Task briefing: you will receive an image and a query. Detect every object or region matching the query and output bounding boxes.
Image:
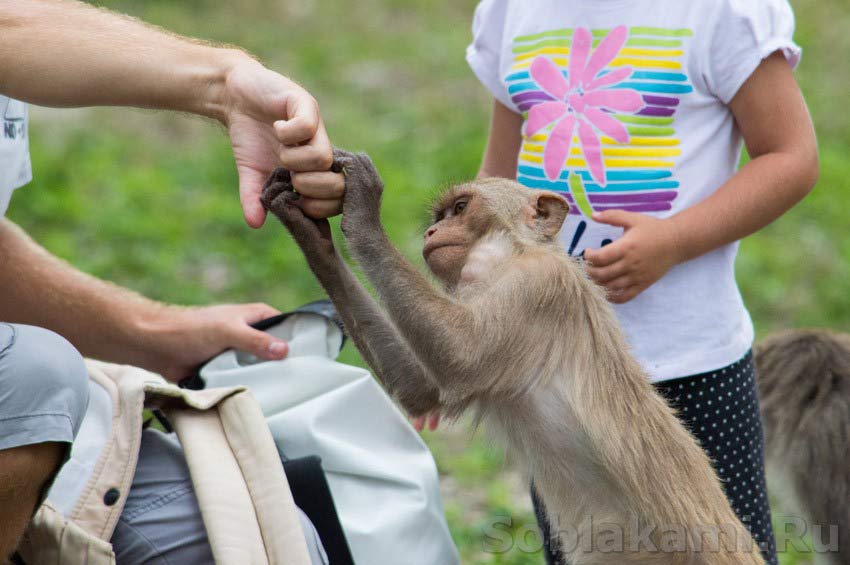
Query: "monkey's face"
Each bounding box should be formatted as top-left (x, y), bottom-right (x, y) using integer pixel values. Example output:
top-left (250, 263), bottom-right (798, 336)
top-left (425, 181), bottom-right (570, 287)
top-left (423, 189), bottom-right (479, 287)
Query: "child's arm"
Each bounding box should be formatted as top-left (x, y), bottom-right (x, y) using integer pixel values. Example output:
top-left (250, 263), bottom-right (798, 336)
top-left (477, 100), bottom-right (524, 179)
top-left (585, 52), bottom-right (818, 304)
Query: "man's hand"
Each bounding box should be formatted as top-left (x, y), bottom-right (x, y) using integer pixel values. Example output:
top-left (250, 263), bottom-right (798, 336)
top-left (0, 3), bottom-right (345, 227)
top-left (222, 58), bottom-right (343, 227)
top-left (139, 303), bottom-right (289, 382)
top-left (584, 210), bottom-right (685, 304)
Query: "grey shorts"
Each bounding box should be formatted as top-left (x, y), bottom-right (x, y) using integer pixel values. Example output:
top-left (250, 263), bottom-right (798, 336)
top-left (0, 323), bottom-right (89, 453)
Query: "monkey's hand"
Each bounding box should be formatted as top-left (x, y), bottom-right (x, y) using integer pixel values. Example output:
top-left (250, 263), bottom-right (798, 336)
top-left (332, 149), bottom-right (385, 240)
top-left (262, 167), bottom-right (337, 267)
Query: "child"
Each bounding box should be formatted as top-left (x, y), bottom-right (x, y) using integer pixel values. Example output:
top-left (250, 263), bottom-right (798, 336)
top-left (465, 0), bottom-right (818, 563)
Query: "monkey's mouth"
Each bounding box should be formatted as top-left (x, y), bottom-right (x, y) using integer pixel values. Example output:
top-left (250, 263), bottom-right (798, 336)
top-left (423, 242), bottom-right (463, 260)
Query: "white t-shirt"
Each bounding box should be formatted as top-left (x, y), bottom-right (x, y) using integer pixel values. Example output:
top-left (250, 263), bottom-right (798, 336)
top-left (0, 96), bottom-right (32, 217)
top-left (467, 0), bottom-right (800, 382)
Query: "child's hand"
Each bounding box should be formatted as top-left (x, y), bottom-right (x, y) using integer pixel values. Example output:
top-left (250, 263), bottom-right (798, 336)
top-left (584, 210), bottom-right (685, 304)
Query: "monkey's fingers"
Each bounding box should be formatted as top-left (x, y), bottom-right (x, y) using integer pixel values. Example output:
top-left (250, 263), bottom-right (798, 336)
top-left (273, 192), bottom-right (331, 245)
top-left (261, 181), bottom-right (288, 212)
top-left (331, 147), bottom-right (357, 174)
top-left (263, 167), bottom-right (292, 191)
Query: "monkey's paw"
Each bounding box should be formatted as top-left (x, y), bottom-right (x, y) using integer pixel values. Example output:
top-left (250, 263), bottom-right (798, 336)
top-left (332, 149), bottom-right (384, 237)
top-left (260, 167), bottom-right (297, 217)
top-left (261, 167), bottom-right (336, 260)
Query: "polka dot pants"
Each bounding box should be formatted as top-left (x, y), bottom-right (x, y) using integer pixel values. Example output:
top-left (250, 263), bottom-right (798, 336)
top-left (533, 350), bottom-right (779, 565)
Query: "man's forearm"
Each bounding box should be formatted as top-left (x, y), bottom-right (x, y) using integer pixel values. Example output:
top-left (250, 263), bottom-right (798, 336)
top-left (0, 219), bottom-right (171, 367)
top-left (0, 0), bottom-right (247, 121)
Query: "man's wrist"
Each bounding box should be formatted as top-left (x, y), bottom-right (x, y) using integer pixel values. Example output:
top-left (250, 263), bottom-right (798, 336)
top-left (195, 48), bottom-right (254, 124)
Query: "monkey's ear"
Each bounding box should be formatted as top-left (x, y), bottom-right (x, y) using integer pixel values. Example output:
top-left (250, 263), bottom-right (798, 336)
top-left (533, 192), bottom-right (570, 238)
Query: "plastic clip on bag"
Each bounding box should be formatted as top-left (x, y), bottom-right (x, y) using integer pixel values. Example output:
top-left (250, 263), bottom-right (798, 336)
top-left (194, 301), bottom-right (460, 565)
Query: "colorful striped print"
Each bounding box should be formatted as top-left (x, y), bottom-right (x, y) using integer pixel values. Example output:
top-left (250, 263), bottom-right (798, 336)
top-left (507, 26), bottom-right (694, 215)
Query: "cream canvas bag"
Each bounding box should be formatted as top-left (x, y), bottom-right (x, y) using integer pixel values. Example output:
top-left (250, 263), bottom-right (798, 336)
top-left (18, 360), bottom-right (312, 565)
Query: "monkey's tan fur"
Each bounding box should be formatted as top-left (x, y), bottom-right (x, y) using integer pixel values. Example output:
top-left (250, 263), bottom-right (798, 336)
top-left (263, 150), bottom-right (764, 564)
top-left (756, 330), bottom-right (850, 565)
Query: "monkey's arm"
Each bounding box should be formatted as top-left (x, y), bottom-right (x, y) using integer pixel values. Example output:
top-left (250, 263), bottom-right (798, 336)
top-left (262, 171), bottom-right (441, 416)
top-left (337, 153), bottom-right (560, 399)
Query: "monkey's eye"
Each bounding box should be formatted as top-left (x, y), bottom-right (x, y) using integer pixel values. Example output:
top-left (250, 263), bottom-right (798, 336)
top-left (453, 200), bottom-right (468, 215)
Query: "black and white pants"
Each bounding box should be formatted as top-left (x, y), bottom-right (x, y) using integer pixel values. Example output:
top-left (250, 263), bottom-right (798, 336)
top-left (533, 350), bottom-right (779, 565)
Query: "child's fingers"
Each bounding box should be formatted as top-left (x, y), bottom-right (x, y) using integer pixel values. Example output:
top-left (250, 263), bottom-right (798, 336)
top-left (608, 285), bottom-right (641, 304)
top-left (585, 260), bottom-right (630, 285)
top-left (591, 209), bottom-right (643, 228)
top-left (603, 274), bottom-right (633, 294)
top-left (584, 241), bottom-right (626, 267)
top-left (291, 171), bottom-right (345, 199)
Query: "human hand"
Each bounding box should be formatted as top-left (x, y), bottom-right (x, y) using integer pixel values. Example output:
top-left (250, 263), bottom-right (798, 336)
top-left (584, 210), bottom-right (685, 304)
top-left (412, 411), bottom-right (442, 432)
top-left (138, 303), bottom-right (288, 382)
top-left (221, 56), bottom-right (343, 227)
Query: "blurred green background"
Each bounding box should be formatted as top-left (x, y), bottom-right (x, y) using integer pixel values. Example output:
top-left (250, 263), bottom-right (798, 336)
top-left (9, 0), bottom-right (848, 563)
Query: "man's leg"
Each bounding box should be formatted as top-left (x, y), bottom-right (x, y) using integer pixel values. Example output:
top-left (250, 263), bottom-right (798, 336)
top-left (0, 323), bottom-right (89, 560)
top-left (112, 428), bottom-right (328, 565)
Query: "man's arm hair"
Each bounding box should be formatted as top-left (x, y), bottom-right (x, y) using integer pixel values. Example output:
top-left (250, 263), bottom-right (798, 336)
top-left (0, 0), bottom-right (249, 121)
top-left (0, 218), bottom-right (172, 367)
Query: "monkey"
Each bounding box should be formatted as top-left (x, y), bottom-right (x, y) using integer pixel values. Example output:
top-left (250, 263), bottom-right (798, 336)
top-left (261, 150), bottom-right (765, 564)
top-left (755, 329), bottom-right (850, 565)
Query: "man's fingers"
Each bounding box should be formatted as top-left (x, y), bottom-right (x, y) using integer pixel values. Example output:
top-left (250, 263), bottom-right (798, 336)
top-left (229, 324), bottom-right (289, 360)
top-left (274, 92), bottom-right (321, 145)
top-left (278, 119), bottom-right (333, 172)
top-left (427, 412), bottom-right (441, 431)
top-left (298, 197), bottom-right (343, 219)
top-left (241, 302), bottom-right (283, 324)
top-left (292, 171), bottom-right (345, 200)
top-left (584, 241), bottom-right (626, 267)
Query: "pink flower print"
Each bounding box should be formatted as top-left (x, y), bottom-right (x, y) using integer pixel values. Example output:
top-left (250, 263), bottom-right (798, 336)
top-left (524, 26), bottom-right (644, 184)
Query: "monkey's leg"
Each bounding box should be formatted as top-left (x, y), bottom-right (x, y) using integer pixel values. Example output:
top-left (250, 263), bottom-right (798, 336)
top-left (263, 171), bottom-right (441, 416)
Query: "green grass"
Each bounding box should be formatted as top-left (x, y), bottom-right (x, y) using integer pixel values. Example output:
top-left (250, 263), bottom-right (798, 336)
top-left (8, 0), bottom-right (848, 562)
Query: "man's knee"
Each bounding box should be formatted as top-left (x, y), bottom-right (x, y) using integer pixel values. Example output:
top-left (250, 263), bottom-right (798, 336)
top-left (0, 324), bottom-right (89, 442)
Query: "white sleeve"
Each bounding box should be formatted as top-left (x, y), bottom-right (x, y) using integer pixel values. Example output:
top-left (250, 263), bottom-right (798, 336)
top-left (465, 0), bottom-right (514, 110)
top-left (702, 0), bottom-right (802, 104)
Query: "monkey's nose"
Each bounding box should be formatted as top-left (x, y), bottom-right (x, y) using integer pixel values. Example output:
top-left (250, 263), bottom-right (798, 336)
top-left (425, 227), bottom-right (437, 239)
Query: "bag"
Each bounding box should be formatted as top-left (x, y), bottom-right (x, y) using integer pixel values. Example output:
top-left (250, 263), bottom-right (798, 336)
top-left (21, 361), bottom-right (313, 565)
top-left (196, 301), bottom-right (460, 565)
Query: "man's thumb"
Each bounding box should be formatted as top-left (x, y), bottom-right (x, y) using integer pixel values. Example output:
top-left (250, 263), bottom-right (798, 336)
top-left (232, 326), bottom-right (289, 360)
top-left (237, 166), bottom-right (269, 229)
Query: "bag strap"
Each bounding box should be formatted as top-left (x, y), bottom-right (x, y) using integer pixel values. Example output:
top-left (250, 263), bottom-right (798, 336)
top-left (155, 387), bottom-right (313, 565)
